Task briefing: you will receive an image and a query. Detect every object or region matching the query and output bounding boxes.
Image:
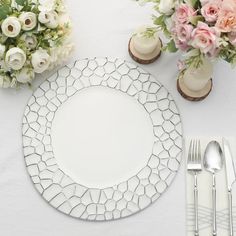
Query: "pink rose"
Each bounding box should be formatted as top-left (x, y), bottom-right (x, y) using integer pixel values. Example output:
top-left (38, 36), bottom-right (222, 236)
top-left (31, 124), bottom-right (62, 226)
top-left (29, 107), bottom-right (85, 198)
top-left (174, 37), bottom-right (190, 51)
top-left (175, 4), bottom-right (197, 24)
top-left (228, 32), bottom-right (236, 45)
top-left (216, 0), bottom-right (236, 32)
top-left (201, 1), bottom-right (221, 22)
top-left (191, 22), bottom-right (220, 55)
top-left (176, 24), bottom-right (194, 42)
top-left (171, 24), bottom-right (193, 51)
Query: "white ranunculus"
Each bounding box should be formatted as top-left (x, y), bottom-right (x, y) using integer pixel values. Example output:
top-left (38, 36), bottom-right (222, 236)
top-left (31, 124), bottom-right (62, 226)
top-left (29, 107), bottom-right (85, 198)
top-left (38, 0), bottom-right (56, 12)
top-left (20, 33), bottom-right (38, 49)
top-left (16, 67), bottom-right (35, 83)
top-left (5, 47), bottom-right (26, 70)
top-left (0, 74), bottom-right (11, 88)
top-left (49, 40), bottom-right (74, 70)
top-left (31, 49), bottom-right (50, 73)
top-left (1, 17), bottom-right (21, 38)
top-left (159, 0), bottom-right (176, 15)
top-left (58, 12), bottom-right (71, 27)
top-left (45, 11), bottom-right (59, 29)
top-left (0, 44), bottom-right (6, 58)
top-left (38, 11), bottom-right (50, 24)
top-left (19, 12), bottom-right (37, 31)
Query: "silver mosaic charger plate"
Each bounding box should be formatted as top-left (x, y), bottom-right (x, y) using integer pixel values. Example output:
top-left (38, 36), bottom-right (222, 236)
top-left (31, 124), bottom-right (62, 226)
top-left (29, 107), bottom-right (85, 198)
top-left (22, 57), bottom-right (183, 221)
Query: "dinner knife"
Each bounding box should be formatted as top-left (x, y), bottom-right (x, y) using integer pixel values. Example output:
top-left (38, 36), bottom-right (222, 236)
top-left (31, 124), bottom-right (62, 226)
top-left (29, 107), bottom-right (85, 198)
top-left (223, 138), bottom-right (236, 236)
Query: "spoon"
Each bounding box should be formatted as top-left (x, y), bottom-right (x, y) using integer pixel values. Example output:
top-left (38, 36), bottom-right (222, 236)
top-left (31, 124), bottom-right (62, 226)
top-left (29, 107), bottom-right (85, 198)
top-left (204, 141), bottom-right (223, 236)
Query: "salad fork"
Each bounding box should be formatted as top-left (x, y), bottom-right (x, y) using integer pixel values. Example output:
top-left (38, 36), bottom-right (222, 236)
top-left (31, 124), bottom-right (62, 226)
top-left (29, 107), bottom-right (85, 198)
top-left (187, 140), bottom-right (202, 236)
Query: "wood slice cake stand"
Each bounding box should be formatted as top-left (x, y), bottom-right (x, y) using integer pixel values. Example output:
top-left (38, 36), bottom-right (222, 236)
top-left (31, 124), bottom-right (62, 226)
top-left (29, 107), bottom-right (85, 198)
top-left (177, 71), bottom-right (213, 102)
top-left (128, 38), bottom-right (162, 65)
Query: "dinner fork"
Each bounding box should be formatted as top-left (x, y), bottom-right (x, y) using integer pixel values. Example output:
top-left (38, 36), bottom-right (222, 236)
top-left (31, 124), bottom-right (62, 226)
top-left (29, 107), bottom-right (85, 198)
top-left (187, 140), bottom-right (202, 236)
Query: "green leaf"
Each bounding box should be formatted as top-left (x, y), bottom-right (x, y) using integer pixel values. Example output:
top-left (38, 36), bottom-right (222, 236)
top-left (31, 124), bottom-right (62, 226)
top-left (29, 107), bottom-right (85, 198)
top-left (185, 0), bottom-right (199, 8)
top-left (190, 15), bottom-right (205, 26)
top-left (167, 40), bottom-right (178, 53)
top-left (153, 15), bottom-right (164, 26)
top-left (0, 5), bottom-right (11, 20)
top-left (15, 0), bottom-right (26, 6)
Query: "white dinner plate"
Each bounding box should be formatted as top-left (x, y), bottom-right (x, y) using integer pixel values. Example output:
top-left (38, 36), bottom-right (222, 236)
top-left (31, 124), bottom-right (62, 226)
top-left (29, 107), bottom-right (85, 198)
top-left (22, 58), bottom-right (183, 221)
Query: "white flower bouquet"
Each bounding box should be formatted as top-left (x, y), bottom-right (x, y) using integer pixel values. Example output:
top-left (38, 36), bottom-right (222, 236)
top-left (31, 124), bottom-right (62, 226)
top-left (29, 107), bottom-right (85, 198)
top-left (0, 0), bottom-right (73, 88)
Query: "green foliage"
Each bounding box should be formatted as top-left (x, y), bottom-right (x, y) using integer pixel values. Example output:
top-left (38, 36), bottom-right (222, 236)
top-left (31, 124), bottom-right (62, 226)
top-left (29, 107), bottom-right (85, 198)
top-left (0, 3), bottom-right (11, 20)
top-left (165, 40), bottom-right (178, 53)
top-left (190, 15), bottom-right (204, 26)
top-left (184, 50), bottom-right (203, 68)
top-left (15, 0), bottom-right (26, 6)
top-left (141, 27), bottom-right (157, 38)
top-left (153, 15), bottom-right (171, 37)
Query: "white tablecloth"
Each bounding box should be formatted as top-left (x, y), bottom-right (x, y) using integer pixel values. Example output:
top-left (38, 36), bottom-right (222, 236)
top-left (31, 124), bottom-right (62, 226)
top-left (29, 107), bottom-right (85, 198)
top-left (0, 0), bottom-right (236, 235)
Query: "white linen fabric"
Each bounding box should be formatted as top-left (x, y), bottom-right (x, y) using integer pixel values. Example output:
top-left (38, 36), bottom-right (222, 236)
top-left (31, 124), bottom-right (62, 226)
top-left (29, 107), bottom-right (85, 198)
top-left (0, 0), bottom-right (236, 235)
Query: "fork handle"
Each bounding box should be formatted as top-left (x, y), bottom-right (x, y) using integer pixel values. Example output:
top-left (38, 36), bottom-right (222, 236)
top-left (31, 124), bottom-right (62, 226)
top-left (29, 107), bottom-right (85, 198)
top-left (194, 173), bottom-right (199, 236)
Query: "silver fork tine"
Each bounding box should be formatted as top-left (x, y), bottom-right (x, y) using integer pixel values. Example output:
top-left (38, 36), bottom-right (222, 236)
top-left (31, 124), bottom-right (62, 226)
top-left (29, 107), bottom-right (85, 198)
top-left (187, 139), bottom-right (202, 236)
top-left (198, 140), bottom-right (201, 164)
top-left (188, 140), bottom-right (193, 162)
top-left (193, 140), bottom-right (196, 163)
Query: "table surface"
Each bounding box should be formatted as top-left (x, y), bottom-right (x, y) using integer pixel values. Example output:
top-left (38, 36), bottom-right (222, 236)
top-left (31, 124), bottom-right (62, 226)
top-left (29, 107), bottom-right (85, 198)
top-left (0, 0), bottom-right (236, 235)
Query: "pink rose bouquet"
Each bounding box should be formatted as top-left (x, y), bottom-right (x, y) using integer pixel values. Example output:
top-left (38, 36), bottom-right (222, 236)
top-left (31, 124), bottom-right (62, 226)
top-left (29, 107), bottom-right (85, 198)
top-left (139, 0), bottom-right (236, 68)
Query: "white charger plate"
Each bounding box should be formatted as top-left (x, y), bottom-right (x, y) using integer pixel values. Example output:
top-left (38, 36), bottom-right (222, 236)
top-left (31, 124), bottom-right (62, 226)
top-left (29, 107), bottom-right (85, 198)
top-left (22, 58), bottom-right (183, 221)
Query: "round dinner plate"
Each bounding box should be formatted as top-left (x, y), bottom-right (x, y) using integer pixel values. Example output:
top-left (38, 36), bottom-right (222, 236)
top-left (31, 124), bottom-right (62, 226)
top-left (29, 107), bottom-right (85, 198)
top-left (22, 58), bottom-right (183, 221)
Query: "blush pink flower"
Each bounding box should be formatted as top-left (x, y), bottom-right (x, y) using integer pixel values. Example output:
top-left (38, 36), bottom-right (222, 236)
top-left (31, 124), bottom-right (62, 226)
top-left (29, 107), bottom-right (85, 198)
top-left (228, 32), bottom-right (236, 45)
top-left (175, 4), bottom-right (197, 24)
top-left (201, 1), bottom-right (221, 22)
top-left (191, 22), bottom-right (220, 55)
top-left (176, 24), bottom-right (194, 43)
top-left (216, 0), bottom-right (236, 32)
top-left (174, 38), bottom-right (190, 51)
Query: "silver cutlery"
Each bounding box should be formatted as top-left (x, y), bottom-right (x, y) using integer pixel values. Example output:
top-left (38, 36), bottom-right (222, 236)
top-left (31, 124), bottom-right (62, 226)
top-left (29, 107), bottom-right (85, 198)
top-left (204, 141), bottom-right (224, 236)
top-left (187, 140), bottom-right (202, 236)
top-left (222, 139), bottom-right (236, 236)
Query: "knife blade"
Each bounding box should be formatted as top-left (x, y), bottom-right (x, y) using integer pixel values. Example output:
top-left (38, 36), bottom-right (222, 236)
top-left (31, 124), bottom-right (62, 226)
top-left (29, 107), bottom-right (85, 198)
top-left (222, 138), bottom-right (236, 236)
top-left (223, 139), bottom-right (236, 191)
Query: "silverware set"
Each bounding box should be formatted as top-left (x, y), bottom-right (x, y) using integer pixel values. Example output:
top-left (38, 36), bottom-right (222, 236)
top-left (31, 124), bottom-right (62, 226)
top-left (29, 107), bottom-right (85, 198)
top-left (187, 139), bottom-right (236, 236)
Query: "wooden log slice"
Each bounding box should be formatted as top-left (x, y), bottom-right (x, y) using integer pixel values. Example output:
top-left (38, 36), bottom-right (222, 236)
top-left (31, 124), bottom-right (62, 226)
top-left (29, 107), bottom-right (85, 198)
top-left (177, 71), bottom-right (213, 102)
top-left (128, 38), bottom-right (162, 65)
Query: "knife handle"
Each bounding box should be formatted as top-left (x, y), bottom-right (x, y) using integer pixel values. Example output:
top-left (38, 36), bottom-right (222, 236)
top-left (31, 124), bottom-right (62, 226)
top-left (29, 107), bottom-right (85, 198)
top-left (228, 190), bottom-right (234, 236)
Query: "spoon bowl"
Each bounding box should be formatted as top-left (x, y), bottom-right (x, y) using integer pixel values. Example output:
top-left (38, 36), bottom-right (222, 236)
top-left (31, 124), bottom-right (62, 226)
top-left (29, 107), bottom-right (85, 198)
top-left (203, 140), bottom-right (224, 236)
top-left (204, 141), bottom-right (223, 174)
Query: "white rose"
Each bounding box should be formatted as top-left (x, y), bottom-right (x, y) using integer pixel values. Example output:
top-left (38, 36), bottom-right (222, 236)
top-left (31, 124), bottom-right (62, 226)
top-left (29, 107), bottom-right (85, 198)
top-left (16, 67), bottom-right (35, 83)
top-left (31, 49), bottom-right (50, 73)
top-left (0, 44), bottom-right (6, 58)
top-left (38, 0), bottom-right (56, 12)
top-left (5, 47), bottom-right (26, 70)
top-left (38, 11), bottom-right (50, 24)
top-left (45, 11), bottom-right (59, 29)
top-left (20, 33), bottom-right (38, 49)
top-left (1, 17), bottom-right (21, 38)
top-left (0, 74), bottom-right (11, 88)
top-left (19, 12), bottom-right (37, 31)
top-left (159, 0), bottom-right (176, 15)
